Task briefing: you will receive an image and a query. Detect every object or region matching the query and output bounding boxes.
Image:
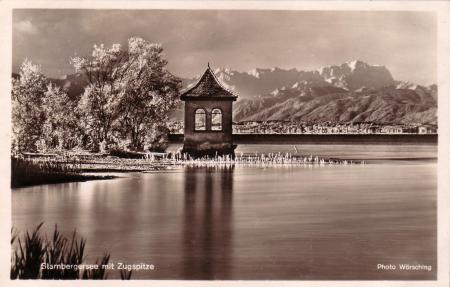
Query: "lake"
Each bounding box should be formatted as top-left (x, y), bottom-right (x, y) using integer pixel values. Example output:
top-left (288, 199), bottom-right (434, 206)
top-left (12, 144), bottom-right (437, 280)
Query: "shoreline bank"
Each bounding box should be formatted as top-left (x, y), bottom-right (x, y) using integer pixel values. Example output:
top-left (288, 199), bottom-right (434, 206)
top-left (11, 152), bottom-right (437, 188)
top-left (169, 133), bottom-right (438, 145)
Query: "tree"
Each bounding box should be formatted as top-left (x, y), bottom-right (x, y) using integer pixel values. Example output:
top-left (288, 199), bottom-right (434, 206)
top-left (117, 38), bottom-right (181, 151)
top-left (71, 43), bottom-right (128, 151)
top-left (42, 84), bottom-right (82, 150)
top-left (72, 38), bottom-right (181, 151)
top-left (11, 60), bottom-right (47, 153)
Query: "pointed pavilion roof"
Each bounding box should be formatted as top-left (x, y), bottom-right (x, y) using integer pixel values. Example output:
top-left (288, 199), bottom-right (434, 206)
top-left (180, 63), bottom-right (238, 101)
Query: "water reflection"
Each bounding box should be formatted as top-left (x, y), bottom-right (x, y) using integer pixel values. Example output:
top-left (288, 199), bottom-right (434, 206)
top-left (12, 158), bottom-right (436, 280)
top-left (182, 165), bottom-right (234, 279)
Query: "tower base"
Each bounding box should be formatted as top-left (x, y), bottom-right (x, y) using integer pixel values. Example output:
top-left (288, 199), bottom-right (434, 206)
top-left (181, 142), bottom-right (237, 159)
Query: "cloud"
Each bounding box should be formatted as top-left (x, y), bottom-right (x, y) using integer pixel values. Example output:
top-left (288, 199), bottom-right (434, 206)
top-left (15, 20), bottom-right (38, 34)
top-left (11, 10), bottom-right (436, 84)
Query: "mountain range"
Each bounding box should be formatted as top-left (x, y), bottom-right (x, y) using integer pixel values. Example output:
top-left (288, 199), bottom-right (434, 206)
top-left (15, 60), bottom-right (437, 124)
top-left (198, 60), bottom-right (437, 124)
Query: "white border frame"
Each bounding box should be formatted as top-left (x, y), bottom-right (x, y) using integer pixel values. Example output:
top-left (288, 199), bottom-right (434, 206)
top-left (0, 1), bottom-right (448, 287)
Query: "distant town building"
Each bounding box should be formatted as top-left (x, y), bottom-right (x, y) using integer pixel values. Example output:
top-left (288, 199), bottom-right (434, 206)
top-left (418, 125), bottom-right (438, 134)
top-left (169, 118), bottom-right (437, 137)
top-left (180, 64), bottom-right (238, 157)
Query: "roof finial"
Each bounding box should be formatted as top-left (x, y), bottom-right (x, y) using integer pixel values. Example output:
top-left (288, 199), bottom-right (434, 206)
top-left (207, 62), bottom-right (210, 69)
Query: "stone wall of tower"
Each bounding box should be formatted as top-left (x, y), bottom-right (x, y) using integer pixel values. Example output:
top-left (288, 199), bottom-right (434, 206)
top-left (183, 99), bottom-right (233, 153)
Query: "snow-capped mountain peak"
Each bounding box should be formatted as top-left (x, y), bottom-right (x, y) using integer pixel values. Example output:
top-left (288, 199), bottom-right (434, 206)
top-left (318, 60), bottom-right (394, 91)
top-left (396, 81), bottom-right (418, 90)
top-left (187, 61), bottom-right (406, 99)
top-left (248, 68), bottom-right (261, 78)
top-left (346, 60), bottom-right (360, 71)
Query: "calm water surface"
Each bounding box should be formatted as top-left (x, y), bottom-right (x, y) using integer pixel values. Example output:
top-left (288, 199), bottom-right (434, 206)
top-left (12, 144), bottom-right (437, 279)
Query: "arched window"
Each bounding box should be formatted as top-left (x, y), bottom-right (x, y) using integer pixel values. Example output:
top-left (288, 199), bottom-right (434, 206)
top-left (194, 109), bottom-right (206, 131)
top-left (211, 108), bottom-right (222, 131)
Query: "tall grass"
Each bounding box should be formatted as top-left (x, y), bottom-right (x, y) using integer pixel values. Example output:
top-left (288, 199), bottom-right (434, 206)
top-left (11, 156), bottom-right (109, 188)
top-left (11, 223), bottom-right (132, 280)
top-left (166, 152), bottom-right (363, 166)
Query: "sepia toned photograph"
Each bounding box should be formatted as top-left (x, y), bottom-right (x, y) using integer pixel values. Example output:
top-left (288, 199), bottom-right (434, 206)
top-left (3, 2), bottom-right (447, 284)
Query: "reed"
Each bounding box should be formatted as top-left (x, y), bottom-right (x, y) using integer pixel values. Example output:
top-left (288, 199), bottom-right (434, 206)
top-left (11, 156), bottom-right (110, 188)
top-left (11, 223), bottom-right (132, 280)
top-left (164, 152), bottom-right (364, 167)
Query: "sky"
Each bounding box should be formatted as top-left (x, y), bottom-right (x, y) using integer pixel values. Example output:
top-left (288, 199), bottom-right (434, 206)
top-left (12, 9), bottom-right (437, 84)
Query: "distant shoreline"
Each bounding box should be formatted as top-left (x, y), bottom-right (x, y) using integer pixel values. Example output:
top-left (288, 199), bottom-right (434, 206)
top-left (169, 134), bottom-right (437, 145)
